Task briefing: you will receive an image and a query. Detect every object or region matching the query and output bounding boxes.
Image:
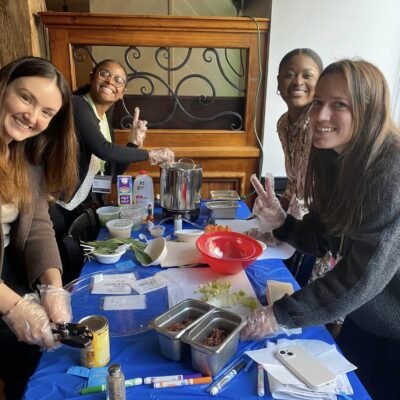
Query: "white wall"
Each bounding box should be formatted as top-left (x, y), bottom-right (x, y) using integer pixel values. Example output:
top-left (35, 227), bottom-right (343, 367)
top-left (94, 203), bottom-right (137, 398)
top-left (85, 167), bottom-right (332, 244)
top-left (262, 0), bottom-right (400, 176)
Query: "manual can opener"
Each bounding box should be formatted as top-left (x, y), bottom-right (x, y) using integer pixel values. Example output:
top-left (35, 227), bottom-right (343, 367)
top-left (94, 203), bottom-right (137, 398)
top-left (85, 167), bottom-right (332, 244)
top-left (52, 323), bottom-right (93, 348)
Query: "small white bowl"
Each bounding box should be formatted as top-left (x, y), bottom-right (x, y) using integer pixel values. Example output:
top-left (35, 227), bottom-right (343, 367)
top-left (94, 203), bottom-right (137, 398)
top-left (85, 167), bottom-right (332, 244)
top-left (149, 225), bottom-right (166, 238)
top-left (106, 219), bottom-right (133, 239)
top-left (143, 237), bottom-right (167, 266)
top-left (175, 229), bottom-right (204, 243)
top-left (93, 249), bottom-right (126, 264)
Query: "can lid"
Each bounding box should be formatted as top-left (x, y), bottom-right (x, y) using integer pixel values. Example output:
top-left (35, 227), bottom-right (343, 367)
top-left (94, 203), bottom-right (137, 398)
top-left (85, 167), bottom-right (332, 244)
top-left (138, 170), bottom-right (148, 175)
top-left (108, 364), bottom-right (121, 375)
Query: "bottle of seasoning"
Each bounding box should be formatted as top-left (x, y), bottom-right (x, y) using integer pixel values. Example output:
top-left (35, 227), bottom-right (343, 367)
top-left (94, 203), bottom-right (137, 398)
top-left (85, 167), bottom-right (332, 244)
top-left (145, 206), bottom-right (154, 223)
top-left (106, 364), bottom-right (126, 400)
top-left (174, 214), bottom-right (182, 233)
top-left (146, 206), bottom-right (154, 231)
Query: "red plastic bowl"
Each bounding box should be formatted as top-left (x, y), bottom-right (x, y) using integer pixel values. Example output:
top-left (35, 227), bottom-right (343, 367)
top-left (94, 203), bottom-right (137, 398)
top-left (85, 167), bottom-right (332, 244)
top-left (196, 231), bottom-right (263, 275)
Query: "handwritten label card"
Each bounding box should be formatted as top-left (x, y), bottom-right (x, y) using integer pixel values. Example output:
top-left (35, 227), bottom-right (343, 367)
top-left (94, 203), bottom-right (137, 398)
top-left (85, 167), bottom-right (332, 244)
top-left (91, 273), bottom-right (137, 295)
top-left (131, 275), bottom-right (168, 294)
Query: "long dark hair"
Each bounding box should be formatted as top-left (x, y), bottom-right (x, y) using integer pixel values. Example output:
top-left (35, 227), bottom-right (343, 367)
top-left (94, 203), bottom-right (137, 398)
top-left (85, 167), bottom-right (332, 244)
top-left (304, 59), bottom-right (400, 234)
top-left (0, 56), bottom-right (78, 207)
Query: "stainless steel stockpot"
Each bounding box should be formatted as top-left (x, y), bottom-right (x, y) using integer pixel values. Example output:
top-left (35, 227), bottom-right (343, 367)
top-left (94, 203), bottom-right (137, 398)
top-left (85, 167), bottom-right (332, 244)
top-left (159, 158), bottom-right (202, 213)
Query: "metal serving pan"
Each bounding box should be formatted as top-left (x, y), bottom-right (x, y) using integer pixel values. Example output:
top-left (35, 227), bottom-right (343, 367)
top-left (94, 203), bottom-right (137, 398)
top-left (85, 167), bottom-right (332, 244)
top-left (149, 299), bottom-right (214, 361)
top-left (210, 190), bottom-right (241, 201)
top-left (205, 201), bottom-right (239, 219)
top-left (181, 308), bottom-right (246, 376)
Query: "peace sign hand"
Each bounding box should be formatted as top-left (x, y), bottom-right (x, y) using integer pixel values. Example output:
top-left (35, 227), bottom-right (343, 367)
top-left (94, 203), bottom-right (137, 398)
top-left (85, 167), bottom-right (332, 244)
top-left (250, 174), bottom-right (286, 231)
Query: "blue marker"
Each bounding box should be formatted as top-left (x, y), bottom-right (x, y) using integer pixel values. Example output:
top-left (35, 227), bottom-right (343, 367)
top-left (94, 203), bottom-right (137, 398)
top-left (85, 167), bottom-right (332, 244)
top-left (207, 359), bottom-right (246, 396)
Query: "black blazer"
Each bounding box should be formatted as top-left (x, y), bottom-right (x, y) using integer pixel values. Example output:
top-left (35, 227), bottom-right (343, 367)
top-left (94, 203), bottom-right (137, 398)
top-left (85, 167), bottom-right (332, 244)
top-left (73, 95), bottom-right (149, 186)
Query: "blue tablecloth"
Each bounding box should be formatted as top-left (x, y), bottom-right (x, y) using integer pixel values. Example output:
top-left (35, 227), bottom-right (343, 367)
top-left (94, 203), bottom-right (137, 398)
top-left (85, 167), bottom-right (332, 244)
top-left (24, 203), bottom-right (371, 399)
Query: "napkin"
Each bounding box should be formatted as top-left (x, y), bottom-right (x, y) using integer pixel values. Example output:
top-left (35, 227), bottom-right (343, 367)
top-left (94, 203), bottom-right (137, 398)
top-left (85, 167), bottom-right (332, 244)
top-left (246, 339), bottom-right (355, 399)
top-left (160, 241), bottom-right (203, 267)
top-left (268, 373), bottom-right (353, 400)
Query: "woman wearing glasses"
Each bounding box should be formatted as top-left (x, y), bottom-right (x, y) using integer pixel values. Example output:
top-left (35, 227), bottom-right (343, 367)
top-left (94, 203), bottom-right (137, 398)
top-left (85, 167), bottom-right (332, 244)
top-left (49, 59), bottom-right (174, 280)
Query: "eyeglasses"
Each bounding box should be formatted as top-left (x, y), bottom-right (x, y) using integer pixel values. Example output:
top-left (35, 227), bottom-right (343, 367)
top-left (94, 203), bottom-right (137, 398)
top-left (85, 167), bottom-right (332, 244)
top-left (97, 68), bottom-right (126, 88)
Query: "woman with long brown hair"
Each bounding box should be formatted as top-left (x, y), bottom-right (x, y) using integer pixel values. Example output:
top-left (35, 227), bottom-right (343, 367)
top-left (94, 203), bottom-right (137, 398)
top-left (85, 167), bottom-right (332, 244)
top-left (241, 60), bottom-right (400, 399)
top-left (0, 56), bottom-right (78, 399)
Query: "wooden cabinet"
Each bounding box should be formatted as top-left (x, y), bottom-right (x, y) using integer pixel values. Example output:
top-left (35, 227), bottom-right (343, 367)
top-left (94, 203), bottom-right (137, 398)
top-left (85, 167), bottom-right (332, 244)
top-left (40, 12), bottom-right (269, 205)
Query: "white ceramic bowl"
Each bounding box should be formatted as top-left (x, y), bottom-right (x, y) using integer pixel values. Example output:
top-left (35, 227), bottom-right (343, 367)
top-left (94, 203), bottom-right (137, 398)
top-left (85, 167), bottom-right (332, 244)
top-left (149, 225), bottom-right (166, 238)
top-left (92, 249), bottom-right (126, 264)
top-left (175, 229), bottom-right (204, 243)
top-left (143, 237), bottom-right (167, 266)
top-left (96, 206), bottom-right (120, 226)
top-left (106, 218), bottom-right (133, 239)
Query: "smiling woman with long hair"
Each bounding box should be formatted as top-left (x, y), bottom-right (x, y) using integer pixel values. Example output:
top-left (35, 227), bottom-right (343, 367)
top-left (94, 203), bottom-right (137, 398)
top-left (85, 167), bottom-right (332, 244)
top-left (241, 60), bottom-right (400, 399)
top-left (0, 56), bottom-right (78, 399)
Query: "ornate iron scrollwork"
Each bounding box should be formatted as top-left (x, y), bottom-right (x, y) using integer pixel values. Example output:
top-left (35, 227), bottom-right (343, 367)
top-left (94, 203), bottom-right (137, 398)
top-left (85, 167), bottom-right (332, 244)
top-left (73, 45), bottom-right (246, 131)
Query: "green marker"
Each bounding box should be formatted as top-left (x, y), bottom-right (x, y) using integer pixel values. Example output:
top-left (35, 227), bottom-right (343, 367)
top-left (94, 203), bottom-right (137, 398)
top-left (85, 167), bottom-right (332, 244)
top-left (80, 377), bottom-right (143, 395)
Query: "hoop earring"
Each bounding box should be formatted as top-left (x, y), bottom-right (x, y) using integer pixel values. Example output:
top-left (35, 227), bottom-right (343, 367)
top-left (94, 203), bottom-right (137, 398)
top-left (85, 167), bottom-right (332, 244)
top-left (276, 89), bottom-right (281, 96)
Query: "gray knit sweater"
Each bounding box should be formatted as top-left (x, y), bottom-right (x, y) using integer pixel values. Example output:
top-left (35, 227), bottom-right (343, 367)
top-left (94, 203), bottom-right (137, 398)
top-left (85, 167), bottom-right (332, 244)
top-left (273, 145), bottom-right (400, 341)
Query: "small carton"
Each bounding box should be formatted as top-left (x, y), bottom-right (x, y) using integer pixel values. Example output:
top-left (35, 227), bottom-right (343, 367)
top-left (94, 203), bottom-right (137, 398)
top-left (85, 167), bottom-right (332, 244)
top-left (117, 175), bottom-right (133, 206)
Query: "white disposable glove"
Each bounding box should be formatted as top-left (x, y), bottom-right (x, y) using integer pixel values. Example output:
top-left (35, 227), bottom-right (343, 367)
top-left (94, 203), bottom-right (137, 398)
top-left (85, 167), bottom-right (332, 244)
top-left (2, 293), bottom-right (55, 349)
top-left (39, 285), bottom-right (72, 324)
top-left (244, 228), bottom-right (281, 247)
top-left (251, 174), bottom-right (286, 232)
top-left (129, 107), bottom-right (147, 147)
top-left (148, 148), bottom-right (175, 165)
top-left (240, 305), bottom-right (281, 341)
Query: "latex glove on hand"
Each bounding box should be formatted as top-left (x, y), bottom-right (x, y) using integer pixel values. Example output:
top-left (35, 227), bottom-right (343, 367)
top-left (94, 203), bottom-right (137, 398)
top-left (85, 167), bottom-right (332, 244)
top-left (244, 228), bottom-right (281, 247)
top-left (251, 174), bottom-right (286, 232)
top-left (287, 193), bottom-right (302, 219)
top-left (148, 148), bottom-right (175, 165)
top-left (240, 305), bottom-right (281, 341)
top-left (39, 285), bottom-right (72, 324)
top-left (2, 293), bottom-right (55, 348)
top-left (129, 107), bottom-right (147, 147)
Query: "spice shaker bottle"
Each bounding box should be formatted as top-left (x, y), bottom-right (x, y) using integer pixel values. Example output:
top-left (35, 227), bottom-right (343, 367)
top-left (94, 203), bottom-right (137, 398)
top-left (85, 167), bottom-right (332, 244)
top-left (174, 214), bottom-right (183, 233)
top-left (106, 364), bottom-right (126, 400)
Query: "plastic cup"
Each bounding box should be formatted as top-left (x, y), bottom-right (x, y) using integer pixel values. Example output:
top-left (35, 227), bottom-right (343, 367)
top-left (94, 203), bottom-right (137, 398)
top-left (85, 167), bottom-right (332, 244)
top-left (120, 205), bottom-right (144, 231)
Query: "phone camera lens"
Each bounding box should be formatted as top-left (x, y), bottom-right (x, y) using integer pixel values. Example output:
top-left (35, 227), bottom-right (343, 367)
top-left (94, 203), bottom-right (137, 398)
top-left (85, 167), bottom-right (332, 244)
top-left (279, 350), bottom-right (286, 355)
top-left (287, 351), bottom-right (293, 356)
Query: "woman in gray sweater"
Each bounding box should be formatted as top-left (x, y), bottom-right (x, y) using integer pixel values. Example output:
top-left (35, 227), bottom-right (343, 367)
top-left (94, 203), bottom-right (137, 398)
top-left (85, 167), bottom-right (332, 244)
top-left (241, 59), bottom-right (400, 399)
top-left (0, 57), bottom-right (77, 399)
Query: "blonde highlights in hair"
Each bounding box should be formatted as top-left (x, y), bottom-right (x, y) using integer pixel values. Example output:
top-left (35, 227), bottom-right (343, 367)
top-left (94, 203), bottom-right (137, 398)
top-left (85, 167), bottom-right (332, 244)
top-left (305, 59), bottom-right (400, 234)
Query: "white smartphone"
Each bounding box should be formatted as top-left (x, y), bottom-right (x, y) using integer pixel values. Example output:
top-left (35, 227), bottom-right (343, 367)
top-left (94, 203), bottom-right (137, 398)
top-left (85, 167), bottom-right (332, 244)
top-left (275, 346), bottom-right (336, 389)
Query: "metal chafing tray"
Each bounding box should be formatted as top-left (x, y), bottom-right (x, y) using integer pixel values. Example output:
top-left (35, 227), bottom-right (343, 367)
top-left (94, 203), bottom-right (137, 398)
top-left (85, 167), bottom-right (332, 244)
top-left (210, 190), bottom-right (241, 201)
top-left (149, 299), bottom-right (214, 361)
top-left (181, 309), bottom-right (246, 376)
top-left (205, 200), bottom-right (239, 219)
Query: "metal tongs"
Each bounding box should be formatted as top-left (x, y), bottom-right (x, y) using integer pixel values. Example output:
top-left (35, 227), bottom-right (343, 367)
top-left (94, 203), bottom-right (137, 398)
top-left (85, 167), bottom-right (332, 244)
top-left (52, 323), bottom-right (93, 348)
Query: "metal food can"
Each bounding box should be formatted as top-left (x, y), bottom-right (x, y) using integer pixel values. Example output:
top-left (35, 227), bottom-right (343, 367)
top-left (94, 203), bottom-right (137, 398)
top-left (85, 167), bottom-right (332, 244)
top-left (79, 315), bottom-right (110, 368)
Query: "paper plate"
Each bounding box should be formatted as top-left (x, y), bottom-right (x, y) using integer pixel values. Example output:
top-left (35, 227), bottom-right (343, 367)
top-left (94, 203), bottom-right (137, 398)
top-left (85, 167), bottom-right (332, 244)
top-left (64, 269), bottom-right (183, 337)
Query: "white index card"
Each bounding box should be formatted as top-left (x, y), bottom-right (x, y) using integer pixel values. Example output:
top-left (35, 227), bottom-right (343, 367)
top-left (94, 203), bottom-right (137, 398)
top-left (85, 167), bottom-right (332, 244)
top-left (102, 295), bottom-right (146, 310)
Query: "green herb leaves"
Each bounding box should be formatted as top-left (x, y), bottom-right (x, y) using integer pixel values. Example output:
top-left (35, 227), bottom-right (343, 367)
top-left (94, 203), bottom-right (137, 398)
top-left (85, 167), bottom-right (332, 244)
top-left (82, 238), bottom-right (152, 265)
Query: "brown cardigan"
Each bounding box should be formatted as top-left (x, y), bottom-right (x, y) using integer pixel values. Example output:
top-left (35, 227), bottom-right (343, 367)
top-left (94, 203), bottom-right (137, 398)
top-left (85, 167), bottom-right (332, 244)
top-left (0, 165), bottom-right (62, 289)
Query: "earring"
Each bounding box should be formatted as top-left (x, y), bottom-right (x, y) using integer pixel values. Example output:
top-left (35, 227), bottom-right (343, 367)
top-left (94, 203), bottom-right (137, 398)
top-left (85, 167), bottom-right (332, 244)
top-left (276, 89), bottom-right (281, 96)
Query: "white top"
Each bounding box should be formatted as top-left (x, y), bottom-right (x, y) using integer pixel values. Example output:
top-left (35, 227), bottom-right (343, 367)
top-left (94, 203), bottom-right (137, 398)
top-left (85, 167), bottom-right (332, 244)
top-left (1, 203), bottom-right (19, 248)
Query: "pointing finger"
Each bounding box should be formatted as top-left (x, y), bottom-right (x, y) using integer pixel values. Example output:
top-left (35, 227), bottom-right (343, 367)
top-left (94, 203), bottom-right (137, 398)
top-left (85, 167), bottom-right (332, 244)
top-left (133, 107), bottom-right (140, 124)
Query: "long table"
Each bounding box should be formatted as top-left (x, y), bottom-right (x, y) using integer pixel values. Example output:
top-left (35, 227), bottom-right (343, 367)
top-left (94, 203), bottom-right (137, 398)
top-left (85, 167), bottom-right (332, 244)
top-left (24, 203), bottom-right (371, 399)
